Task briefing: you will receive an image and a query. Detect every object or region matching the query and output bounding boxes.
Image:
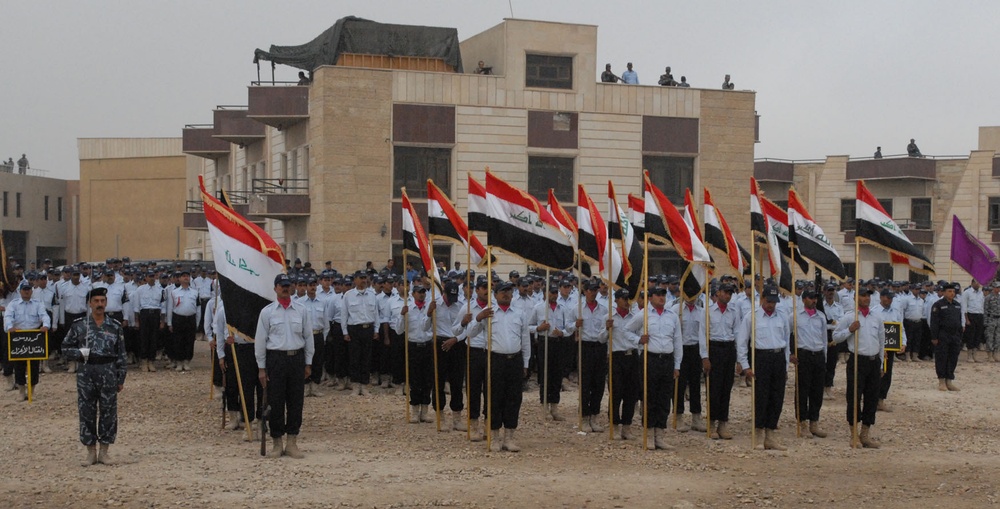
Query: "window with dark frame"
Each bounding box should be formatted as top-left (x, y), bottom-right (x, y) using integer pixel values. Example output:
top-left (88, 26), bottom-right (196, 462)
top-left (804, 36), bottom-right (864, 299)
top-left (840, 199), bottom-right (856, 231)
top-left (15, 192), bottom-right (21, 218)
top-left (878, 198), bottom-right (893, 217)
top-left (990, 197), bottom-right (1000, 230)
top-left (525, 54), bottom-right (573, 90)
top-left (2, 191), bottom-right (6, 217)
top-left (644, 156), bottom-right (694, 205)
top-left (392, 147), bottom-right (451, 199)
top-left (58, 196), bottom-right (63, 222)
top-left (873, 262), bottom-right (894, 281)
top-left (527, 156), bottom-right (574, 203)
top-left (44, 195), bottom-right (49, 221)
top-left (911, 197), bottom-right (931, 229)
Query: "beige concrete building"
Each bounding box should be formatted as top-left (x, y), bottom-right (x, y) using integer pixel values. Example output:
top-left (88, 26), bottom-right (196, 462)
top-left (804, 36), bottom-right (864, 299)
top-left (755, 126), bottom-right (1000, 283)
top-left (182, 19), bottom-right (758, 275)
top-left (0, 170), bottom-right (76, 266)
top-left (78, 138), bottom-right (187, 262)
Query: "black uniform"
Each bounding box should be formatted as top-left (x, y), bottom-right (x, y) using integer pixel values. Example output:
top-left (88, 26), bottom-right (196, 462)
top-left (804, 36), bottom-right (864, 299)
top-left (930, 297), bottom-right (963, 381)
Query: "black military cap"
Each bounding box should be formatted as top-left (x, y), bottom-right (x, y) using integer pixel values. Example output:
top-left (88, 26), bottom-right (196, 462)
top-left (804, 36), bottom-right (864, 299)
top-left (881, 290), bottom-right (895, 299)
top-left (802, 290), bottom-right (819, 300)
top-left (614, 288), bottom-right (631, 301)
top-left (475, 279), bottom-right (489, 289)
top-left (306, 276), bottom-right (317, 285)
top-left (71, 267), bottom-right (81, 275)
top-left (857, 288), bottom-right (874, 296)
top-left (584, 281), bottom-right (600, 291)
top-left (762, 286), bottom-right (780, 302)
top-left (666, 275), bottom-right (680, 284)
top-left (509, 270), bottom-right (520, 278)
top-left (274, 274), bottom-right (292, 286)
top-left (86, 287), bottom-right (108, 301)
top-left (717, 283), bottom-right (736, 293)
top-left (495, 281), bottom-right (515, 292)
top-left (444, 281), bottom-right (460, 297)
top-left (648, 286), bottom-right (668, 296)
top-left (18, 281), bottom-right (32, 291)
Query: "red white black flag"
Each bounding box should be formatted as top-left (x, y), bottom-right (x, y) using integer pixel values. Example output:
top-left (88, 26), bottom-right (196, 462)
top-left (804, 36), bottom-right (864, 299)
top-left (856, 181), bottom-right (934, 274)
top-left (427, 179), bottom-right (491, 267)
top-left (484, 171), bottom-right (575, 270)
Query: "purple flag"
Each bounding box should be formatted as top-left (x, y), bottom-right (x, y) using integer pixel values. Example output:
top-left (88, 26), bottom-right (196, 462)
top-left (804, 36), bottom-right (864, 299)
top-left (951, 215), bottom-right (1000, 284)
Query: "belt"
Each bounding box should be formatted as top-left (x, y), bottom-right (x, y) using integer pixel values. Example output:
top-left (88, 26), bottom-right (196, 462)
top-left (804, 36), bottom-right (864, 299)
top-left (614, 349), bottom-right (639, 356)
top-left (647, 352), bottom-right (674, 359)
top-left (268, 349), bottom-right (302, 356)
top-left (409, 341), bottom-right (431, 348)
top-left (469, 346), bottom-right (486, 353)
top-left (851, 352), bottom-right (879, 361)
top-left (350, 323), bottom-right (374, 329)
top-left (140, 309), bottom-right (160, 313)
top-left (905, 318), bottom-right (923, 322)
top-left (86, 356), bottom-right (117, 365)
top-left (582, 341), bottom-right (605, 347)
top-left (710, 341), bottom-right (736, 346)
top-left (491, 352), bottom-right (519, 360)
top-left (755, 348), bottom-right (785, 354)
top-left (796, 348), bottom-right (824, 355)
top-left (313, 330), bottom-right (323, 335)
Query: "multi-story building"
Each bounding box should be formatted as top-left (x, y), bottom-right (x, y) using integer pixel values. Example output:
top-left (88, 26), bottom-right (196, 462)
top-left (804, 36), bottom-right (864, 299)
top-left (755, 126), bottom-right (1000, 283)
top-left (0, 169), bottom-right (76, 266)
top-left (182, 18), bottom-right (758, 275)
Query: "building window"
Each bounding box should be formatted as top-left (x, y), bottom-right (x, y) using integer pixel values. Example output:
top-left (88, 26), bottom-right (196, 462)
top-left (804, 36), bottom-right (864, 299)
top-left (58, 196), bottom-right (63, 222)
top-left (990, 197), bottom-right (1000, 230)
top-left (840, 199), bottom-right (856, 231)
top-left (525, 54), bottom-right (573, 90)
top-left (873, 262), bottom-right (894, 281)
top-left (527, 156), bottom-right (574, 203)
top-left (911, 198), bottom-right (931, 229)
top-left (843, 262), bottom-right (856, 279)
top-left (909, 271), bottom-right (929, 284)
top-left (44, 196), bottom-right (49, 221)
top-left (393, 146), bottom-right (451, 199)
top-left (644, 156), bottom-right (694, 205)
top-left (15, 192), bottom-right (21, 218)
top-left (878, 198), bottom-right (893, 217)
top-left (2, 191), bottom-right (6, 217)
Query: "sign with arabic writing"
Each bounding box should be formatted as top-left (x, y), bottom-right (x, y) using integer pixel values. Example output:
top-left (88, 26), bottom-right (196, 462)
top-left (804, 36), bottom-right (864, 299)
top-left (8, 330), bottom-right (48, 361)
top-left (883, 322), bottom-right (902, 352)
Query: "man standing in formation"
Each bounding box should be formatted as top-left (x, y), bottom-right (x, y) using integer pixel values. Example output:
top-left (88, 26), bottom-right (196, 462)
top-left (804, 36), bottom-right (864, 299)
top-left (930, 283), bottom-right (963, 392)
top-left (833, 288), bottom-right (884, 448)
top-left (166, 270), bottom-right (200, 372)
top-left (61, 287), bottom-right (127, 466)
top-left (428, 282), bottom-right (468, 431)
top-left (641, 286), bottom-right (682, 451)
top-left (3, 282), bottom-right (51, 401)
top-left (794, 289), bottom-right (829, 438)
top-left (255, 274), bottom-right (314, 459)
top-left (397, 282), bottom-right (434, 423)
top-left (575, 281), bottom-right (608, 433)
top-left (706, 283), bottom-right (740, 440)
top-left (341, 272), bottom-right (379, 396)
top-left (738, 286), bottom-right (791, 451)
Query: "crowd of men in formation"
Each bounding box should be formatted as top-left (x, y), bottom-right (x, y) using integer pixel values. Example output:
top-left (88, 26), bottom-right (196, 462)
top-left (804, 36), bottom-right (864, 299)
top-left (2, 255), bottom-right (996, 460)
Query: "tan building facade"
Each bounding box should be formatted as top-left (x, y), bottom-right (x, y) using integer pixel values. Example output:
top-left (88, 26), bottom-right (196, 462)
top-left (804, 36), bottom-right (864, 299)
top-left (78, 138), bottom-right (187, 262)
top-left (755, 126), bottom-right (1000, 283)
top-left (183, 19), bottom-right (757, 275)
top-left (0, 171), bottom-right (76, 266)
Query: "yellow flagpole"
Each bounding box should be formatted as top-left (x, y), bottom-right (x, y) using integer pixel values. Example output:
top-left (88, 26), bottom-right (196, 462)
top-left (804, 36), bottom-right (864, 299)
top-left (750, 239), bottom-right (758, 450)
top-left (642, 233), bottom-right (650, 450)
top-left (466, 227), bottom-right (472, 439)
top-left (673, 295), bottom-right (681, 431)
top-left (543, 268), bottom-right (550, 412)
top-left (404, 251), bottom-right (411, 425)
top-left (432, 278), bottom-right (442, 432)
top-left (486, 247), bottom-right (494, 451)
top-left (704, 275), bottom-right (712, 439)
top-left (607, 266), bottom-right (615, 441)
top-left (791, 243), bottom-right (801, 438)
top-left (577, 254), bottom-right (584, 431)
top-left (852, 238), bottom-right (861, 448)
top-left (230, 341), bottom-right (252, 442)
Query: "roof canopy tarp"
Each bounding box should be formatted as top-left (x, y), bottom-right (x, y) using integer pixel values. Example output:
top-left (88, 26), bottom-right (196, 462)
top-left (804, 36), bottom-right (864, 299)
top-left (253, 16), bottom-right (463, 72)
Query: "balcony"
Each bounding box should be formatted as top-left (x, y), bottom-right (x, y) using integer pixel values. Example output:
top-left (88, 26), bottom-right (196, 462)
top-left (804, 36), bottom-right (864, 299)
top-left (845, 156), bottom-right (936, 181)
top-left (183, 197), bottom-right (266, 231)
top-left (247, 179), bottom-right (311, 219)
top-left (213, 107), bottom-right (265, 147)
top-left (247, 83), bottom-right (309, 130)
top-left (754, 159), bottom-right (794, 183)
top-left (182, 125), bottom-right (230, 159)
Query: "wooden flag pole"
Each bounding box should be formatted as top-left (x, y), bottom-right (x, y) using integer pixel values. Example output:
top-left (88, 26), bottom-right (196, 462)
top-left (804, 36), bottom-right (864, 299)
top-left (465, 229), bottom-right (472, 439)
top-left (486, 247), bottom-right (494, 451)
top-left (543, 268), bottom-right (550, 412)
top-left (851, 238), bottom-right (861, 448)
top-left (791, 243), bottom-right (801, 438)
top-left (642, 233), bottom-right (650, 450)
top-left (577, 255), bottom-right (584, 431)
top-left (704, 277), bottom-right (712, 439)
top-left (750, 241), bottom-right (758, 450)
top-left (209, 339), bottom-right (215, 401)
top-left (230, 341), bottom-right (252, 442)
top-left (432, 280), bottom-right (442, 432)
top-left (404, 252), bottom-right (412, 425)
top-left (673, 297), bottom-right (681, 431)
top-left (607, 260), bottom-right (615, 441)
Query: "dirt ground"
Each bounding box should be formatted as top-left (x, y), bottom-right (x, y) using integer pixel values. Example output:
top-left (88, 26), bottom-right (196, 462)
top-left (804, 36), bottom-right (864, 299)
top-left (2, 341), bottom-right (999, 509)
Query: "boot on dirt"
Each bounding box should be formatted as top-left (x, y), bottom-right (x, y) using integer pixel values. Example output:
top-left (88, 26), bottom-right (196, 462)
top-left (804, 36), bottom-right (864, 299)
top-left (267, 436), bottom-right (284, 458)
top-left (764, 429), bottom-right (787, 451)
top-left (860, 425), bottom-right (880, 448)
top-left (284, 435), bottom-right (304, 459)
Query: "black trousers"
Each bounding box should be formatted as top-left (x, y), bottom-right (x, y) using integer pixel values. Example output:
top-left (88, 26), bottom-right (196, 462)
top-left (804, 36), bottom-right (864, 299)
top-left (124, 324), bottom-right (140, 357)
top-left (371, 325), bottom-right (387, 378)
top-left (845, 353), bottom-right (880, 426)
top-left (795, 348), bottom-right (826, 422)
top-left (878, 350), bottom-right (895, 400)
top-left (644, 353), bottom-right (674, 429)
top-left (300, 333), bottom-right (319, 385)
top-left (223, 343), bottom-right (263, 421)
top-left (468, 347), bottom-right (487, 420)
top-left (434, 337), bottom-right (466, 412)
top-left (489, 352), bottom-right (523, 430)
top-left (325, 322), bottom-right (344, 379)
top-left (964, 313), bottom-right (985, 349)
top-left (676, 344), bottom-right (702, 415)
top-left (824, 333), bottom-right (846, 387)
top-left (611, 350), bottom-right (640, 425)
top-left (753, 350), bottom-right (786, 430)
top-left (935, 336), bottom-right (962, 380)
top-left (407, 342), bottom-right (433, 406)
top-left (920, 320), bottom-right (935, 359)
top-left (347, 323), bottom-right (375, 385)
top-left (137, 310), bottom-right (160, 361)
top-left (536, 336), bottom-right (563, 404)
top-left (171, 314), bottom-right (197, 361)
top-left (13, 360), bottom-right (40, 386)
top-left (389, 328), bottom-right (405, 384)
top-left (579, 341), bottom-right (607, 416)
top-left (708, 341), bottom-right (736, 422)
top-left (561, 333), bottom-right (576, 381)
top-left (904, 319), bottom-right (923, 358)
top-left (265, 349), bottom-right (305, 437)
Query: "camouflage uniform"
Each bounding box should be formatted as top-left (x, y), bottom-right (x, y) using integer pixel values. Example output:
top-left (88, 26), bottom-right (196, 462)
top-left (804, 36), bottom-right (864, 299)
top-left (62, 316), bottom-right (127, 446)
top-left (984, 292), bottom-right (1000, 353)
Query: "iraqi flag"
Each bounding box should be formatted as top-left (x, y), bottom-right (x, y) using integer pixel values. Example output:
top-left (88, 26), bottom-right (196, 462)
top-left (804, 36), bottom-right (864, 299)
top-left (401, 188), bottom-right (443, 289)
top-left (644, 171), bottom-right (712, 266)
top-left (608, 181), bottom-right (641, 298)
top-left (199, 176), bottom-right (285, 342)
top-left (704, 187), bottom-right (747, 278)
top-left (628, 194), bottom-right (646, 242)
top-left (855, 180), bottom-right (934, 274)
top-left (681, 188), bottom-right (709, 298)
top-left (467, 174), bottom-right (489, 233)
top-left (485, 171), bottom-right (575, 270)
top-left (788, 188), bottom-right (846, 280)
top-left (427, 179), bottom-right (492, 267)
top-left (576, 185), bottom-right (604, 268)
top-left (750, 178), bottom-right (783, 286)
top-left (548, 188), bottom-right (579, 251)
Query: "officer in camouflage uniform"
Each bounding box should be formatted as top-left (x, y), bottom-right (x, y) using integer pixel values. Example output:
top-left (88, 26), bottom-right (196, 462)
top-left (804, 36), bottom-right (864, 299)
top-left (62, 287), bottom-right (128, 466)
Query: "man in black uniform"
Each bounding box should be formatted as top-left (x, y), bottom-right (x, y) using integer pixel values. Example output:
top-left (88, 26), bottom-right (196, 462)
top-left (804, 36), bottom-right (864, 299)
top-left (930, 283), bottom-right (964, 392)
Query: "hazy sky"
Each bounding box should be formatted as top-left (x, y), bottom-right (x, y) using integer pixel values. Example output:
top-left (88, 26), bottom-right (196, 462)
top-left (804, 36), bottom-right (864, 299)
top-left (4, 1), bottom-right (999, 180)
